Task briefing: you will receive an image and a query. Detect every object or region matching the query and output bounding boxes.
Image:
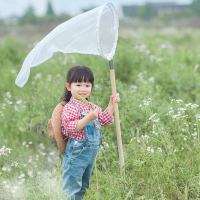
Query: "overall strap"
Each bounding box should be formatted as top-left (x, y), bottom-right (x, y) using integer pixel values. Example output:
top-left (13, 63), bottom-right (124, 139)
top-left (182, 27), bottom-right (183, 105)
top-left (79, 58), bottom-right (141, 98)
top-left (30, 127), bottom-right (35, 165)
top-left (67, 102), bottom-right (89, 143)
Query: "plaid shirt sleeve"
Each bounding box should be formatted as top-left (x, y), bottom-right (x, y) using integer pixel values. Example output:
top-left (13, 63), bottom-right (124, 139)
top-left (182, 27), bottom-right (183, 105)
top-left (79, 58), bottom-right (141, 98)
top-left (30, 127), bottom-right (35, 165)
top-left (94, 105), bottom-right (114, 126)
top-left (61, 104), bottom-right (82, 137)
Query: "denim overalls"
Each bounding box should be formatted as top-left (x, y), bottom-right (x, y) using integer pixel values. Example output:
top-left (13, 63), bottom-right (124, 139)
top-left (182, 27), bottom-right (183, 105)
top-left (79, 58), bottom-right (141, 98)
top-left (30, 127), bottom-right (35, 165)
top-left (63, 103), bottom-right (102, 200)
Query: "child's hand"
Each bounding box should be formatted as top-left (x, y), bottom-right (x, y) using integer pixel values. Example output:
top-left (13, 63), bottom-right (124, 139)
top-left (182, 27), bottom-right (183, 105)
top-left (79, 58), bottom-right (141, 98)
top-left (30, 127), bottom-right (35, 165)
top-left (107, 93), bottom-right (120, 117)
top-left (88, 109), bottom-right (98, 120)
top-left (110, 93), bottom-right (120, 104)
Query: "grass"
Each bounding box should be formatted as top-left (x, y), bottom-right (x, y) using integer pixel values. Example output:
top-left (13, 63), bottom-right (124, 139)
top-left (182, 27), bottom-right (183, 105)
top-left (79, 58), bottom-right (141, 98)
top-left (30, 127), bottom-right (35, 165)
top-left (1, 25), bottom-right (200, 199)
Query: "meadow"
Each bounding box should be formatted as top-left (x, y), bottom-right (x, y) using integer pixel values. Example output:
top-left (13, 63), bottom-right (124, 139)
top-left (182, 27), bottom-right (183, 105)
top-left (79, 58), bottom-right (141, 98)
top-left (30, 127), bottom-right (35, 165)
top-left (1, 23), bottom-right (200, 199)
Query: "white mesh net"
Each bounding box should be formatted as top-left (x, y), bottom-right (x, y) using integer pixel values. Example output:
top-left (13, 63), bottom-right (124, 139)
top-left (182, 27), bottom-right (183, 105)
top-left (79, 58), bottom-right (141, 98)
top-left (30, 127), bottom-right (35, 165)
top-left (15, 3), bottom-right (118, 87)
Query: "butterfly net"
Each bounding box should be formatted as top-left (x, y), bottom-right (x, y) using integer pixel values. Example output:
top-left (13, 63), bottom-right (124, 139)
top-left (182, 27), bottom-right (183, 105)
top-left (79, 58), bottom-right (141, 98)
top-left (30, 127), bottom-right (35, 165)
top-left (15, 3), bottom-right (118, 87)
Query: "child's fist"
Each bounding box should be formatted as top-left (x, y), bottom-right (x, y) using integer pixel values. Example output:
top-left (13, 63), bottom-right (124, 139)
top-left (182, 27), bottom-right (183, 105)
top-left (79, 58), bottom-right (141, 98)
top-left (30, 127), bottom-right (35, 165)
top-left (110, 93), bottom-right (120, 103)
top-left (88, 109), bottom-right (98, 120)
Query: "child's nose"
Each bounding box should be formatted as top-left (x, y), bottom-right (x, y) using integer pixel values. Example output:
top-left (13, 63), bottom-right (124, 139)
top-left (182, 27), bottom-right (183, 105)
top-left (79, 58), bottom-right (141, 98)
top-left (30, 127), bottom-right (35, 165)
top-left (81, 87), bottom-right (86, 91)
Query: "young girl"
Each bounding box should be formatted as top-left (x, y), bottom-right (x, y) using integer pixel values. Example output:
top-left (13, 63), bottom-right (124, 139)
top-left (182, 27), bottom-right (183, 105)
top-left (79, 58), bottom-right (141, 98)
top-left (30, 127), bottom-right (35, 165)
top-left (61, 65), bottom-right (120, 200)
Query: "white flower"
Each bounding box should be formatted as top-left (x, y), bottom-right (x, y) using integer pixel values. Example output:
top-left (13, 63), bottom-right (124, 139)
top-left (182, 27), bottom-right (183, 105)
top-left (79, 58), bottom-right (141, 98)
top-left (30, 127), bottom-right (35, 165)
top-left (148, 77), bottom-right (154, 83)
top-left (22, 141), bottom-right (26, 145)
top-left (2, 167), bottom-right (6, 171)
top-left (47, 157), bottom-right (53, 163)
top-left (3, 181), bottom-right (7, 184)
top-left (28, 171), bottom-right (33, 178)
top-left (11, 69), bottom-right (16, 74)
top-left (147, 147), bottom-right (151, 151)
top-left (47, 74), bottom-right (52, 81)
top-left (39, 143), bottom-right (44, 150)
top-left (14, 105), bottom-right (19, 111)
top-left (29, 141), bottom-right (33, 144)
top-left (150, 149), bottom-right (154, 153)
top-left (34, 72), bottom-right (42, 80)
top-left (158, 147), bottom-right (162, 152)
top-left (174, 149), bottom-right (177, 152)
top-left (14, 161), bottom-right (18, 166)
top-left (137, 140), bottom-right (140, 143)
top-left (5, 92), bottom-right (11, 99)
top-left (49, 151), bottom-right (56, 156)
top-left (176, 100), bottom-right (183, 103)
top-left (16, 100), bottom-right (22, 104)
top-left (19, 174), bottom-right (25, 179)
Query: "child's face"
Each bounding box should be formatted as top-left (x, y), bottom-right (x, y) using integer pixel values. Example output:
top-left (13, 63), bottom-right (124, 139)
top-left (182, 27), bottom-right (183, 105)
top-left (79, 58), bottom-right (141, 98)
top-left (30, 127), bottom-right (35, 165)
top-left (66, 81), bottom-right (92, 100)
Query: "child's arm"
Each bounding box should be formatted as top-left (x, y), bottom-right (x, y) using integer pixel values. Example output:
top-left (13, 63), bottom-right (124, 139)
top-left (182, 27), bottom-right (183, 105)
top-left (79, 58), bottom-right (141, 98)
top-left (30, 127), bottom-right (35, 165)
top-left (107, 93), bottom-right (120, 117)
top-left (75, 109), bottom-right (98, 132)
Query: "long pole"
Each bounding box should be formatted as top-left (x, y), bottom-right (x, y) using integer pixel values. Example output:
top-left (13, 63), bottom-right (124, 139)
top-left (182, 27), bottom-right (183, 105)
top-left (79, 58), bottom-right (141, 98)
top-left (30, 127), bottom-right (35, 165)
top-left (109, 59), bottom-right (124, 170)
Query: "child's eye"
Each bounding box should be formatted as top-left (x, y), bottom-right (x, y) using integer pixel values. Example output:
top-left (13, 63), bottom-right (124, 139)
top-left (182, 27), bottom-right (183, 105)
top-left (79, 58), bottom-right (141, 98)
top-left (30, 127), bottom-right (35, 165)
top-left (76, 84), bottom-right (81, 86)
top-left (86, 85), bottom-right (91, 87)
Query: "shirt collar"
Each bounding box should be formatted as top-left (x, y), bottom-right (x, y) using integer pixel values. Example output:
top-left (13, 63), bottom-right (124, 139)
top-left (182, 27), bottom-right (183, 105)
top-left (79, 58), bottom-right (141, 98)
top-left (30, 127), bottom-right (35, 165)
top-left (70, 96), bottom-right (90, 106)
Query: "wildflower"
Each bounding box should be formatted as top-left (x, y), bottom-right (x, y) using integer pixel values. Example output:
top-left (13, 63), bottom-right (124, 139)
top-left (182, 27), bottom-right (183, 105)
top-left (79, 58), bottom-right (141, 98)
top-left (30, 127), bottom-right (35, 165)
top-left (14, 161), bottom-right (18, 166)
top-left (158, 147), bottom-right (162, 152)
top-left (130, 85), bottom-right (138, 90)
top-left (2, 167), bottom-right (6, 171)
top-left (148, 77), bottom-right (154, 82)
top-left (5, 185), bottom-right (10, 189)
top-left (28, 171), bottom-right (33, 178)
top-left (26, 145), bottom-right (29, 148)
top-left (39, 143), bottom-right (44, 150)
top-left (182, 147), bottom-right (184, 150)
top-left (48, 157), bottom-right (53, 163)
top-left (19, 174), bottom-right (25, 179)
top-left (150, 149), bottom-right (154, 153)
top-left (6, 92), bottom-right (11, 99)
top-left (22, 141), bottom-right (26, 145)
top-left (34, 72), bottom-right (42, 80)
top-left (3, 181), bottom-right (7, 184)
top-left (29, 141), bottom-right (33, 144)
top-left (174, 149), bottom-right (177, 152)
top-left (14, 105), bottom-right (19, 111)
top-left (176, 100), bottom-right (183, 103)
top-left (16, 100), bottom-right (22, 104)
top-left (147, 147), bottom-right (151, 151)
top-left (47, 74), bottom-right (52, 81)
top-left (11, 190), bottom-right (16, 194)
top-left (49, 151), bottom-right (56, 156)
top-left (137, 140), bottom-right (140, 143)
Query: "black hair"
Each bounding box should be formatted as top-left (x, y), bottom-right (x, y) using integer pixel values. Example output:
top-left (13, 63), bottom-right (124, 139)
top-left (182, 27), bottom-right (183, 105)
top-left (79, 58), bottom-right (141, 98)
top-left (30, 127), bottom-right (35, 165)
top-left (60, 66), bottom-right (94, 102)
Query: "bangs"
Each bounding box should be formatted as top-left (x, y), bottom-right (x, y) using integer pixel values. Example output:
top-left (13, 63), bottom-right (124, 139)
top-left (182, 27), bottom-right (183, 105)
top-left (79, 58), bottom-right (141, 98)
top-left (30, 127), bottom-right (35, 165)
top-left (68, 66), bottom-right (94, 85)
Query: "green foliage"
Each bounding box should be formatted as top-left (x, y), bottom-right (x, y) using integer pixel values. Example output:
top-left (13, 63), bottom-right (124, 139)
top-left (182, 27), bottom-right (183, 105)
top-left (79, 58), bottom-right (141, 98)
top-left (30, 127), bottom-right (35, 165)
top-left (46, 1), bottom-right (55, 16)
top-left (1, 28), bottom-right (200, 199)
top-left (191, 0), bottom-right (200, 15)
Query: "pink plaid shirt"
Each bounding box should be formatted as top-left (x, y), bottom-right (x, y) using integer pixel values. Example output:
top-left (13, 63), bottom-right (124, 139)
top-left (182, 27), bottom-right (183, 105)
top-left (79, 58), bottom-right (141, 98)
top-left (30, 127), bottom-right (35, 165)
top-left (61, 97), bottom-right (114, 140)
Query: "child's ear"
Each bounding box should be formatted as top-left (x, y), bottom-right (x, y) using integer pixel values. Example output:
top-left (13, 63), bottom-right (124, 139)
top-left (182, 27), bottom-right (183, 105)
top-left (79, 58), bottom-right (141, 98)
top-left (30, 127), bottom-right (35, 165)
top-left (65, 83), bottom-right (71, 91)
